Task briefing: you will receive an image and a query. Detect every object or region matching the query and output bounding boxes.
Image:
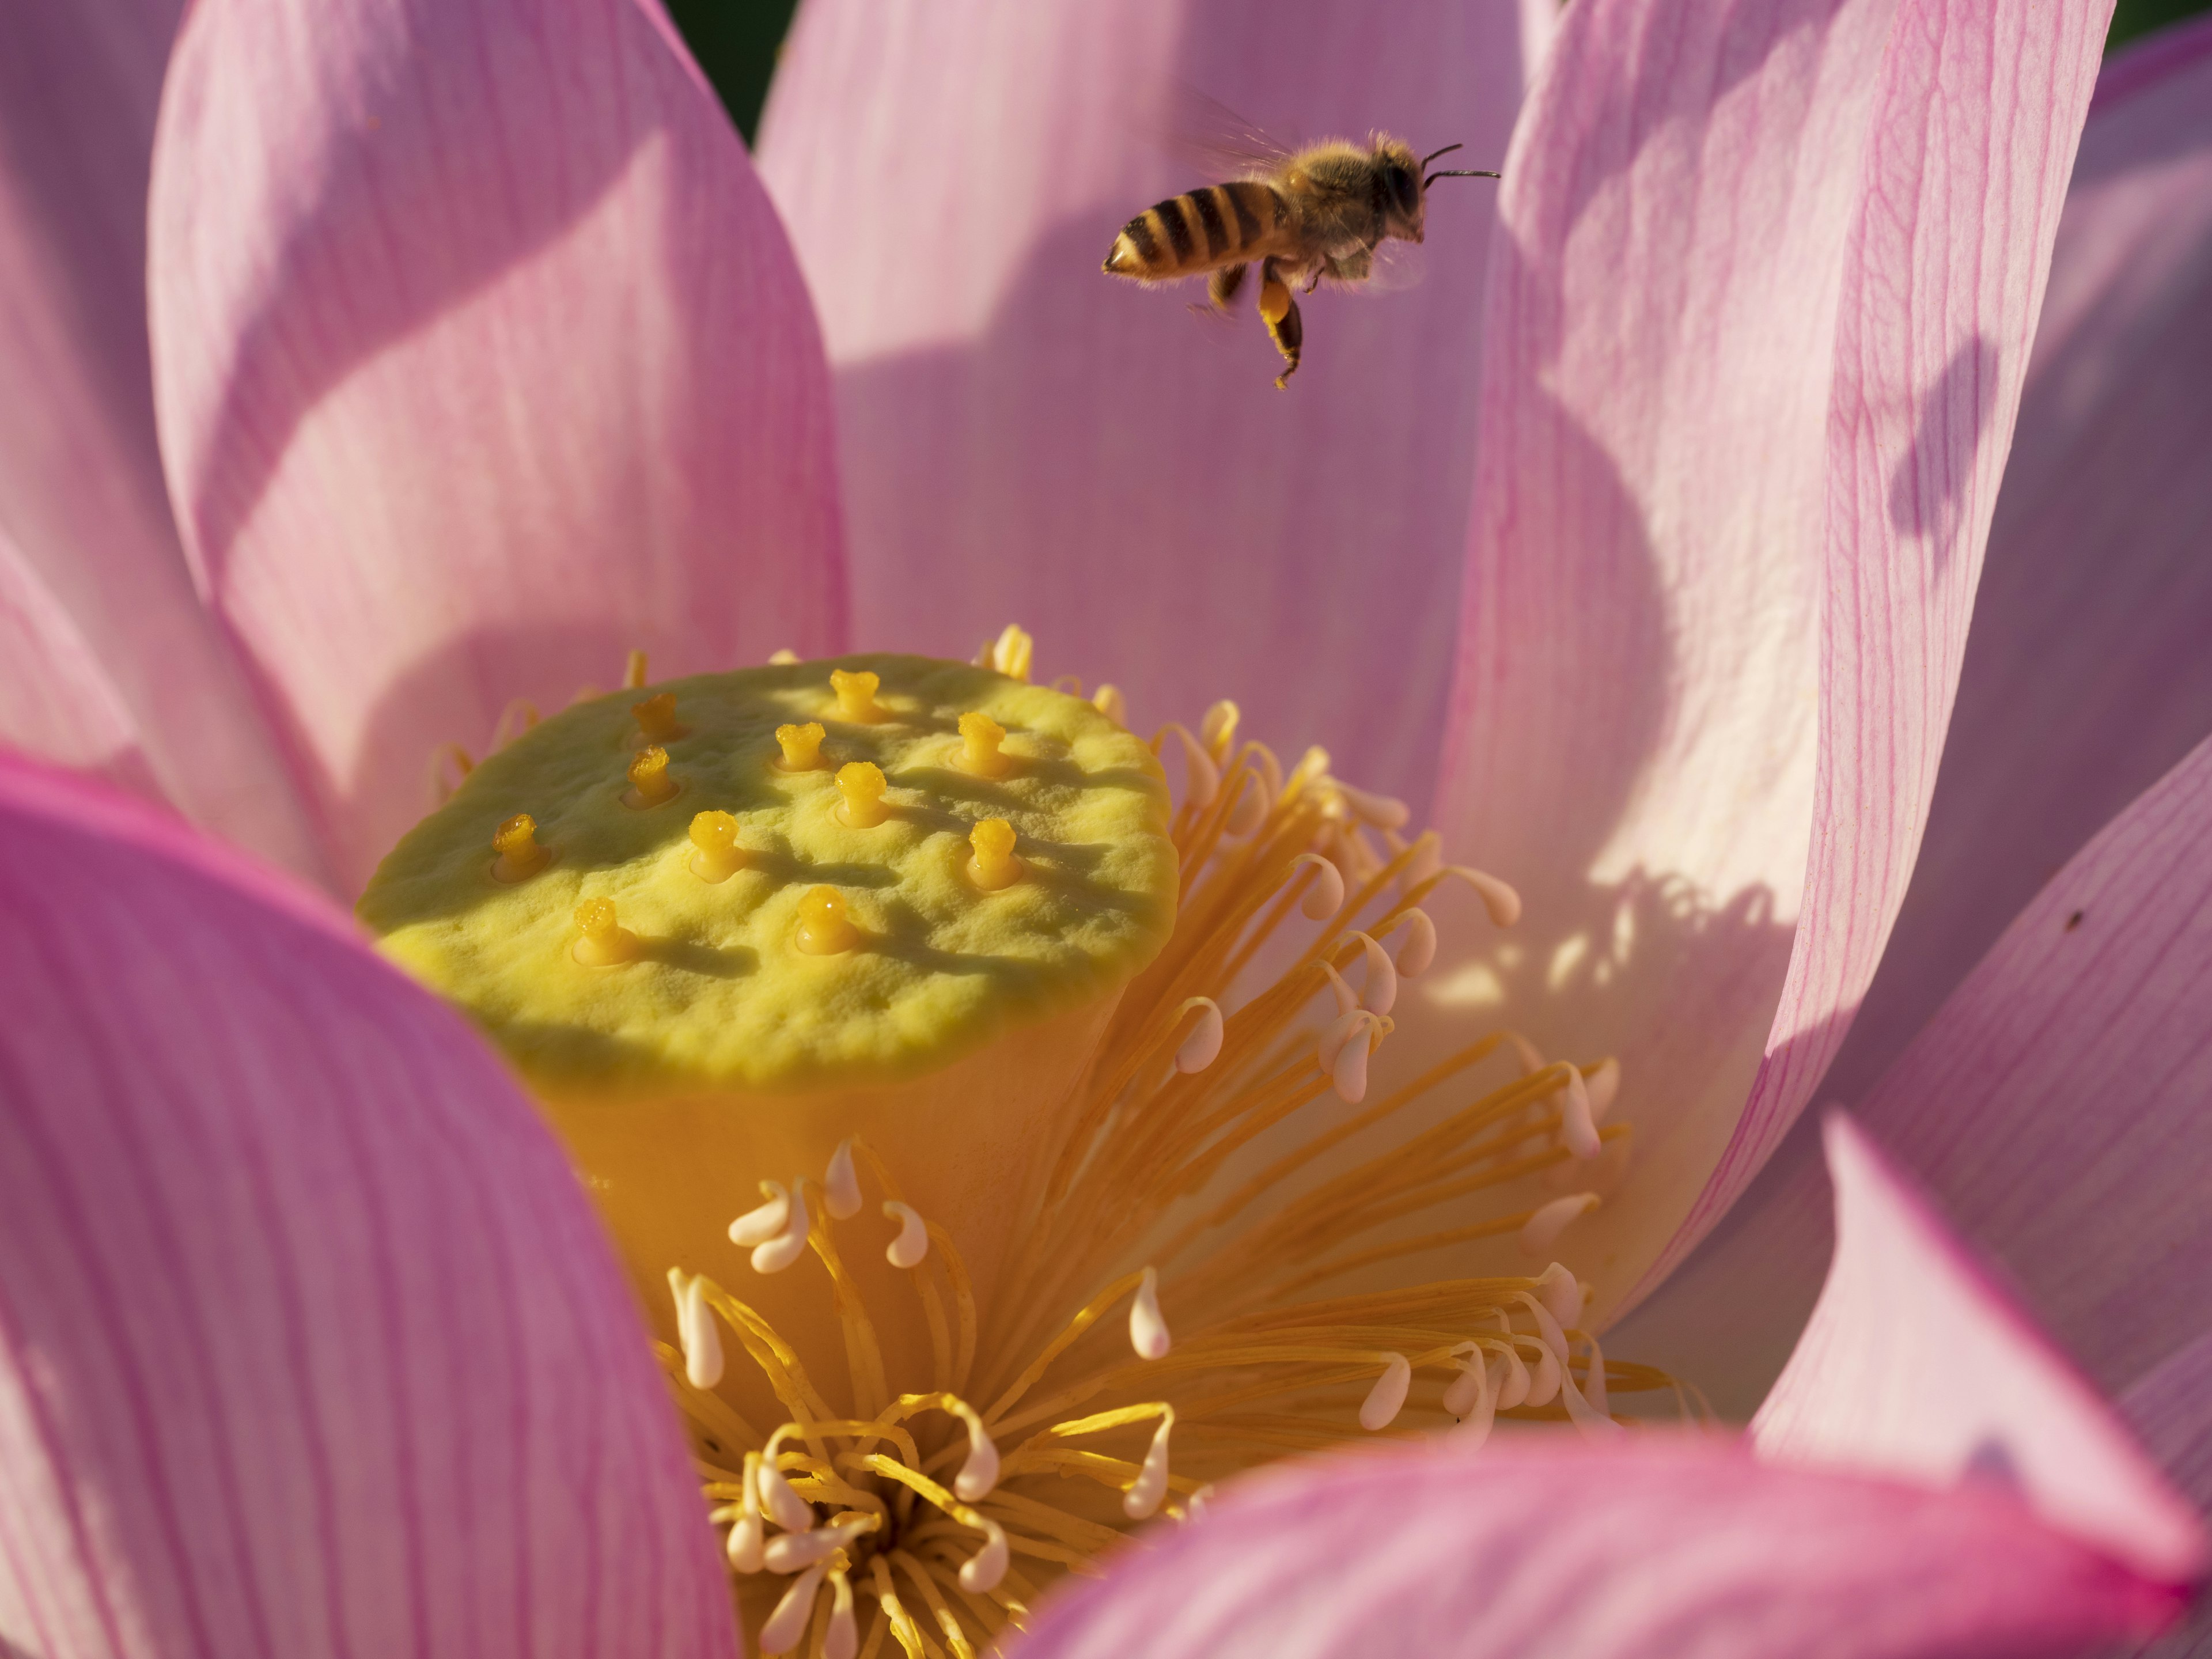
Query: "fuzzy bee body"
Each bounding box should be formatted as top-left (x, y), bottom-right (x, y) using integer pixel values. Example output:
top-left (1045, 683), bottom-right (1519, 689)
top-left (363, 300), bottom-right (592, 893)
top-left (1103, 135), bottom-right (1494, 388)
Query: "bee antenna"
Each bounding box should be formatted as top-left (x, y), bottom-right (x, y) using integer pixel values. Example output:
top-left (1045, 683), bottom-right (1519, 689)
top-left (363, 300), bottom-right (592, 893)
top-left (1424, 169), bottom-right (1503, 185)
top-left (1419, 143), bottom-right (1465, 167)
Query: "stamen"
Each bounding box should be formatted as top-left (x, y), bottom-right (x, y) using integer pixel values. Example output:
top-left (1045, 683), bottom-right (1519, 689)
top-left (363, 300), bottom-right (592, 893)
top-left (729, 1180), bottom-right (793, 1247)
top-left (982, 623), bottom-right (1034, 681)
top-left (687, 809), bottom-right (745, 882)
top-left (775, 721), bottom-right (827, 771)
top-left (759, 1562), bottom-right (828, 1654)
top-left (1389, 908), bottom-right (1437, 976)
top-left (726, 1453), bottom-right (766, 1571)
top-left (1443, 1344), bottom-right (1497, 1447)
top-left (1353, 931), bottom-right (1397, 1014)
top-left (1558, 1065), bottom-right (1600, 1158)
top-left (1224, 773), bottom-right (1268, 836)
top-left (624, 745), bottom-right (678, 808)
top-left (570, 897), bottom-right (637, 966)
top-left (1173, 998), bottom-right (1224, 1074)
top-left (767, 647), bottom-right (800, 665)
top-left (668, 1268), bottom-right (725, 1389)
top-left (1518, 1192), bottom-right (1600, 1256)
top-left (957, 711), bottom-right (1012, 778)
top-left (750, 1180), bottom-right (812, 1275)
top-left (824, 1142), bottom-right (862, 1221)
top-left (1092, 683), bottom-right (1128, 725)
top-left (631, 690), bottom-right (683, 742)
top-left (1331, 779), bottom-right (1409, 830)
top-left (1359, 1353), bottom-right (1412, 1430)
top-left (835, 762), bottom-right (890, 828)
top-left (1584, 1056), bottom-right (1622, 1123)
top-left (1333, 1019), bottom-right (1378, 1104)
top-left (490, 812), bottom-right (550, 882)
top-left (765, 1516), bottom-right (873, 1573)
top-left (826, 1569), bottom-right (859, 1659)
top-left (967, 819), bottom-right (1020, 890)
top-left (624, 649), bottom-right (649, 690)
top-left (1536, 1262), bottom-right (1585, 1328)
top-left (1438, 862), bottom-right (1522, 927)
top-left (884, 1201), bottom-right (930, 1268)
top-left (1287, 851), bottom-right (1346, 919)
top-left (1128, 1267), bottom-right (1171, 1359)
top-left (1199, 700), bottom-right (1240, 760)
top-left (830, 668), bottom-right (885, 723)
top-left (1155, 723), bottom-right (1220, 810)
top-left (959, 1520), bottom-right (1009, 1593)
top-left (1320, 962), bottom-right (1360, 1017)
top-left (1124, 1411), bottom-right (1175, 1519)
top-left (757, 1451), bottom-right (816, 1532)
top-left (1562, 1334), bottom-right (1622, 1437)
top-left (796, 886), bottom-right (861, 955)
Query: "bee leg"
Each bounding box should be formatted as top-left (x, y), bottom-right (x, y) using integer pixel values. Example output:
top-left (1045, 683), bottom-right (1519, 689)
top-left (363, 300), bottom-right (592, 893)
top-left (1257, 260), bottom-right (1303, 389)
top-left (1207, 263), bottom-right (1248, 311)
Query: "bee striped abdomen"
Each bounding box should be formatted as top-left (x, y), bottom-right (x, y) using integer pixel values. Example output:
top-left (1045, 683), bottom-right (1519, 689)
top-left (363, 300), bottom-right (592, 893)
top-left (1104, 181), bottom-right (1283, 279)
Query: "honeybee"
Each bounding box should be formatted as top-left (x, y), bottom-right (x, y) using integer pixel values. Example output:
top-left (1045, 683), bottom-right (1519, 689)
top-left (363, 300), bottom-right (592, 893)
top-left (1102, 134), bottom-right (1497, 388)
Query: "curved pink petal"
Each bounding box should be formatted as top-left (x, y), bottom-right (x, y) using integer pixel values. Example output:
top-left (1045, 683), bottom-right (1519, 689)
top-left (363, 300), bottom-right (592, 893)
top-left (2125, 1333), bottom-right (2212, 1658)
top-left (1820, 14), bottom-right (2212, 1108)
top-left (0, 530), bottom-right (161, 802)
top-left (1018, 1433), bottom-right (2185, 1659)
top-left (150, 0), bottom-right (848, 892)
top-left (1620, 727), bottom-right (2212, 1415)
top-left (756, 0), bottom-right (1540, 803)
top-left (0, 755), bottom-right (735, 1655)
top-left (0, 0), bottom-right (326, 880)
top-left (1752, 1114), bottom-right (2206, 1584)
top-left (1426, 0), bottom-right (2110, 1317)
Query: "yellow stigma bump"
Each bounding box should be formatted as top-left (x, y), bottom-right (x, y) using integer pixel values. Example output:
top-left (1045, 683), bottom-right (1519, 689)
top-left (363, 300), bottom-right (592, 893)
top-left (830, 668), bottom-right (884, 724)
top-left (775, 721), bottom-right (826, 771)
top-left (631, 691), bottom-right (682, 743)
top-left (836, 761), bottom-right (889, 828)
top-left (958, 710), bottom-right (1011, 778)
top-left (571, 896), bottom-right (637, 966)
top-left (968, 817), bottom-right (1020, 889)
top-left (490, 812), bottom-right (550, 881)
top-left (625, 745), bottom-right (677, 808)
top-left (795, 884), bottom-right (859, 955)
top-left (688, 809), bottom-right (744, 882)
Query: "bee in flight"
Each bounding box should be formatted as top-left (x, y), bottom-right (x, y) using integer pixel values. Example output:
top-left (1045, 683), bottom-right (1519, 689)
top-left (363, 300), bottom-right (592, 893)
top-left (1102, 135), bottom-right (1498, 388)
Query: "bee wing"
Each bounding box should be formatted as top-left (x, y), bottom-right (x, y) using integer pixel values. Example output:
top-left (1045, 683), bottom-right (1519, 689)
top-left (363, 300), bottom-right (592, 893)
top-left (1164, 82), bottom-right (1297, 180)
top-left (1316, 238), bottom-right (1429, 296)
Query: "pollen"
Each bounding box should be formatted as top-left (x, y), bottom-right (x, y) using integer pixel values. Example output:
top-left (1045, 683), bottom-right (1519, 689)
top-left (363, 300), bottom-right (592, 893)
top-left (774, 721), bottom-right (826, 771)
top-left (830, 668), bottom-right (884, 724)
top-left (835, 761), bottom-right (890, 829)
top-left (968, 817), bottom-right (1020, 889)
top-left (490, 812), bottom-right (549, 881)
top-left (958, 709), bottom-right (1012, 777)
top-left (624, 744), bottom-right (678, 808)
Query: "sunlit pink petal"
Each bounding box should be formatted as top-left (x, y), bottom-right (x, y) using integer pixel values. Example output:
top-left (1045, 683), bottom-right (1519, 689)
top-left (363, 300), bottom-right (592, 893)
top-left (1429, 0), bottom-right (2110, 1317)
top-left (0, 530), bottom-right (162, 802)
top-left (757, 0), bottom-right (1539, 802)
top-left (1823, 16), bottom-right (2212, 1107)
top-left (2124, 1332), bottom-right (2212, 1659)
top-left (0, 755), bottom-right (734, 1654)
top-left (1619, 729), bottom-right (2212, 1416)
top-left (1753, 1113), bottom-right (2206, 1584)
top-left (150, 0), bottom-right (848, 891)
top-left (1017, 1433), bottom-right (2184, 1659)
top-left (0, 0), bottom-right (326, 880)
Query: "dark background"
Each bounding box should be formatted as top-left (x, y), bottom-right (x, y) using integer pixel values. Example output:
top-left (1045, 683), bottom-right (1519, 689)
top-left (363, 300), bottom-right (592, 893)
top-left (668, 0), bottom-right (2212, 145)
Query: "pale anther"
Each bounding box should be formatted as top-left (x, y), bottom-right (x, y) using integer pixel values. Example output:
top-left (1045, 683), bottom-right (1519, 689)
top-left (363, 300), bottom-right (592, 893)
top-left (623, 649), bottom-right (649, 690)
top-left (953, 1410), bottom-right (1001, 1501)
top-left (1353, 931), bottom-right (1397, 1014)
top-left (959, 1520), bottom-right (1010, 1593)
top-left (1225, 772), bottom-right (1268, 836)
top-left (767, 647), bottom-right (799, 665)
top-left (1392, 908), bottom-right (1438, 976)
top-left (1442, 863), bottom-right (1522, 927)
top-left (1093, 683), bottom-right (1128, 725)
top-left (1562, 1335), bottom-right (1621, 1438)
top-left (757, 1456), bottom-right (815, 1532)
top-left (1200, 699), bottom-right (1240, 759)
top-left (1157, 723), bottom-right (1219, 809)
top-left (1130, 1266), bottom-right (1172, 1359)
top-left (883, 1201), bottom-right (929, 1268)
top-left (1520, 1192), bottom-right (1600, 1257)
top-left (1333, 779), bottom-right (1409, 830)
top-left (759, 1563), bottom-right (827, 1654)
top-left (1558, 1065), bottom-right (1601, 1159)
top-left (1536, 1262), bottom-right (1585, 1330)
top-left (825, 1570), bottom-right (858, 1659)
top-left (1124, 1412), bottom-right (1175, 1520)
top-left (984, 622), bottom-right (1033, 681)
top-left (1584, 1056), bottom-right (1622, 1124)
top-left (1441, 1343), bottom-right (1488, 1418)
top-left (1288, 851), bottom-right (1344, 919)
top-left (1359, 1353), bottom-right (1412, 1430)
top-left (729, 1181), bottom-right (791, 1248)
top-left (764, 1518), bottom-right (869, 1573)
top-left (1390, 828), bottom-right (1443, 888)
top-left (726, 1455), bottom-right (766, 1572)
top-left (750, 1180), bottom-right (810, 1275)
top-left (1494, 1341), bottom-right (1531, 1410)
top-left (824, 1141), bottom-right (862, 1220)
top-left (1333, 1021), bottom-right (1375, 1104)
top-left (667, 1268), bottom-right (724, 1389)
top-left (1320, 961), bottom-right (1359, 1017)
top-left (1174, 997), bottom-right (1224, 1074)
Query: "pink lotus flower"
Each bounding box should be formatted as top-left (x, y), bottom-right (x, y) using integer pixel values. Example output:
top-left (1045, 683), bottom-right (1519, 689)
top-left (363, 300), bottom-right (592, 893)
top-left (3, 0), bottom-right (2210, 1654)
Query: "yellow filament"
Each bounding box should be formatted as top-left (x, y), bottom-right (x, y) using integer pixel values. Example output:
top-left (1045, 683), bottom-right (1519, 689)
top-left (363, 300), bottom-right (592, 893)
top-left (775, 720), bottom-right (827, 771)
top-left (490, 812), bottom-right (549, 881)
top-left (957, 711), bottom-right (1010, 778)
top-left (797, 885), bottom-right (861, 955)
top-left (624, 745), bottom-right (677, 807)
top-left (831, 668), bottom-right (885, 723)
top-left (631, 691), bottom-right (681, 741)
top-left (687, 809), bottom-right (744, 881)
top-left (837, 762), bottom-right (890, 828)
top-left (571, 897), bottom-right (637, 966)
top-left (967, 819), bottom-right (1019, 891)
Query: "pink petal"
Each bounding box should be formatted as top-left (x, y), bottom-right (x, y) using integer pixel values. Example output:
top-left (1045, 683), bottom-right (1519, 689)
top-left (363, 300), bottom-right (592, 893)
top-left (1819, 14), bottom-right (2212, 1108)
top-left (0, 0), bottom-right (327, 879)
top-left (1752, 1113), bottom-right (2206, 1585)
top-left (0, 754), bottom-right (734, 1654)
top-left (2124, 1332), bottom-right (2212, 1659)
top-left (1427, 0), bottom-right (2111, 1318)
top-left (1017, 1433), bottom-right (2186, 1659)
top-left (756, 1), bottom-right (1537, 803)
top-left (149, 0), bottom-right (848, 892)
top-left (1619, 728), bottom-right (2212, 1416)
top-left (0, 528), bottom-right (162, 802)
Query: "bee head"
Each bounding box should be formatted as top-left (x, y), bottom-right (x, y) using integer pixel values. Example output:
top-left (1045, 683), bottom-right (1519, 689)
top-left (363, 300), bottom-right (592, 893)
top-left (1373, 139), bottom-right (1428, 242)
